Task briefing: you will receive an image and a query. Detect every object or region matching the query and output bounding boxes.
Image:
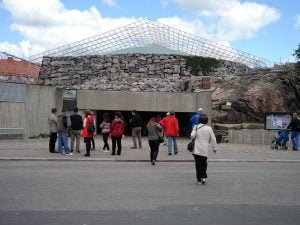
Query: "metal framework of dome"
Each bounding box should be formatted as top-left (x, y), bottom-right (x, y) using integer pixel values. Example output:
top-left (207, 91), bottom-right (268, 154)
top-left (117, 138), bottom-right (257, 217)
top-left (29, 19), bottom-right (269, 68)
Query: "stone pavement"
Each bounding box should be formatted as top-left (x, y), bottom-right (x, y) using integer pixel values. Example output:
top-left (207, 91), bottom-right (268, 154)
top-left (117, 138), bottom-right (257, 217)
top-left (0, 136), bottom-right (299, 162)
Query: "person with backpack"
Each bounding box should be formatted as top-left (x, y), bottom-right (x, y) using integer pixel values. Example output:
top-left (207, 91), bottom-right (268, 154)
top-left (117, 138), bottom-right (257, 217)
top-left (110, 111), bottom-right (125, 155)
top-left (100, 113), bottom-right (111, 152)
top-left (287, 113), bottom-right (300, 151)
top-left (82, 110), bottom-right (95, 157)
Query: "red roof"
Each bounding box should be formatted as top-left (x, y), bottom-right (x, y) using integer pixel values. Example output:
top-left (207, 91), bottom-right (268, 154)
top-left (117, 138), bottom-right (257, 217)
top-left (0, 57), bottom-right (40, 78)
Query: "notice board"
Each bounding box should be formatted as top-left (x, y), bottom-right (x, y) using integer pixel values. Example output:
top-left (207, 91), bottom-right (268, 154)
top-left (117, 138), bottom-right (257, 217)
top-left (265, 113), bottom-right (292, 130)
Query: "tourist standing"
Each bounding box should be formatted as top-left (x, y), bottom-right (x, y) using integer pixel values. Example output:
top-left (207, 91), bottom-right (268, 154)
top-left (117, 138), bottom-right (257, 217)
top-left (130, 110), bottom-right (143, 149)
top-left (287, 113), bottom-right (300, 151)
top-left (146, 117), bottom-right (163, 165)
top-left (70, 107), bottom-right (83, 153)
top-left (100, 113), bottom-right (111, 152)
top-left (110, 112), bottom-right (125, 155)
top-left (57, 108), bottom-right (72, 155)
top-left (82, 110), bottom-right (94, 157)
top-left (90, 111), bottom-right (96, 150)
top-left (190, 114), bottom-right (217, 185)
top-left (48, 108), bottom-right (57, 153)
top-left (166, 111), bottom-right (179, 155)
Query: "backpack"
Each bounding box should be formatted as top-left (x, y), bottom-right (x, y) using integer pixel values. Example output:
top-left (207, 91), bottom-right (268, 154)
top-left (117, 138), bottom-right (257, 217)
top-left (87, 122), bottom-right (95, 134)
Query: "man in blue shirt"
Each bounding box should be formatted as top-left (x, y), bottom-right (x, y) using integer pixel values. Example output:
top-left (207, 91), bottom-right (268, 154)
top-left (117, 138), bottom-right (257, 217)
top-left (190, 108), bottom-right (205, 129)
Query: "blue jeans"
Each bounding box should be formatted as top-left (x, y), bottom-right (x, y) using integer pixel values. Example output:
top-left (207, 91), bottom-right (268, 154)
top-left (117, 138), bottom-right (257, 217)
top-left (291, 131), bottom-right (300, 150)
top-left (58, 132), bottom-right (70, 154)
top-left (168, 136), bottom-right (178, 154)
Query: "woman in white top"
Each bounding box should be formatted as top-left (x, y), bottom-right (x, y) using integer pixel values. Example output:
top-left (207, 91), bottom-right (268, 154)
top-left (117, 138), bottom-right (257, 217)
top-left (190, 114), bottom-right (217, 185)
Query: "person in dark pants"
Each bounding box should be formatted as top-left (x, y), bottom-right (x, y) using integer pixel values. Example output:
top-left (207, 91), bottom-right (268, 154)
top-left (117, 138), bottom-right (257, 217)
top-left (82, 110), bottom-right (94, 157)
top-left (146, 117), bottom-right (163, 165)
top-left (89, 111), bottom-right (96, 150)
top-left (70, 107), bottom-right (83, 153)
top-left (190, 114), bottom-right (217, 185)
top-left (130, 110), bottom-right (143, 149)
top-left (100, 113), bottom-right (111, 152)
top-left (287, 113), bottom-right (300, 151)
top-left (110, 112), bottom-right (125, 155)
top-left (48, 108), bottom-right (57, 153)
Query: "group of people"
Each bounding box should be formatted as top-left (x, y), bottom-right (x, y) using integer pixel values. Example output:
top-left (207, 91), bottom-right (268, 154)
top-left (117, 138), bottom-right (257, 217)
top-left (48, 107), bottom-right (299, 185)
top-left (47, 107), bottom-right (221, 185)
top-left (48, 108), bottom-right (127, 157)
top-left (272, 113), bottom-right (300, 151)
top-left (48, 107), bottom-right (94, 157)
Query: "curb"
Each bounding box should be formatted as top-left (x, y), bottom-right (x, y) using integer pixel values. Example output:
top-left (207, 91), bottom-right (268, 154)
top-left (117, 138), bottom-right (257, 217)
top-left (0, 157), bottom-right (300, 163)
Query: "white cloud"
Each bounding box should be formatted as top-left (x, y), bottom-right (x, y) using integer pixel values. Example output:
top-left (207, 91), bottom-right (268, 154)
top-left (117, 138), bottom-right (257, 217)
top-left (102, 0), bottom-right (117, 7)
top-left (0, 40), bottom-right (44, 59)
top-left (170, 0), bottom-right (280, 41)
top-left (0, 0), bottom-right (280, 59)
top-left (295, 14), bottom-right (300, 30)
top-left (1, 0), bottom-right (136, 58)
top-left (216, 2), bottom-right (280, 41)
top-left (174, 0), bottom-right (238, 12)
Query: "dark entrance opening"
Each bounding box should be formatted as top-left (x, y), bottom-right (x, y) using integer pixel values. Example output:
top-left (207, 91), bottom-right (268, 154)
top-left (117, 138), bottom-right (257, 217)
top-left (96, 110), bottom-right (194, 137)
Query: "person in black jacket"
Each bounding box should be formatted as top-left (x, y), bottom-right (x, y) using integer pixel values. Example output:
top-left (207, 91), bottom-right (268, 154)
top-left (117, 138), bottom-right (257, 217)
top-left (130, 110), bottom-right (143, 149)
top-left (287, 113), bottom-right (300, 151)
top-left (70, 107), bottom-right (83, 153)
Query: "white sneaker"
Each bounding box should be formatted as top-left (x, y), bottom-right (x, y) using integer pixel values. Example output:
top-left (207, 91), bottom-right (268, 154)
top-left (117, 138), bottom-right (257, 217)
top-left (66, 153), bottom-right (73, 156)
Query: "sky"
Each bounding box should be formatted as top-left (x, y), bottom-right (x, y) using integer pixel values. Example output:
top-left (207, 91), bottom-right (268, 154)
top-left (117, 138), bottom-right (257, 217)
top-left (0, 0), bottom-right (299, 65)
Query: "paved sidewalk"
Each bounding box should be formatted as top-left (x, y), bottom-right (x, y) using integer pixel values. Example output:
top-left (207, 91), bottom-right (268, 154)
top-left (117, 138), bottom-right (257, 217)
top-left (0, 136), bottom-right (299, 162)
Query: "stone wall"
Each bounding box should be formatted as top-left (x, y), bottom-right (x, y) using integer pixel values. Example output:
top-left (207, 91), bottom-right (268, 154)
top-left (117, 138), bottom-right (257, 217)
top-left (39, 54), bottom-right (250, 92)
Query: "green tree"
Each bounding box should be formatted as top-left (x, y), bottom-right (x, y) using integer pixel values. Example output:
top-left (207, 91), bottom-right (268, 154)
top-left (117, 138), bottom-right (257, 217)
top-left (293, 44), bottom-right (300, 70)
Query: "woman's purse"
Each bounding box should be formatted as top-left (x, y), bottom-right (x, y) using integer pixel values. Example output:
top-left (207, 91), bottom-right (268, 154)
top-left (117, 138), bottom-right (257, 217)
top-left (157, 128), bottom-right (164, 144)
top-left (187, 139), bottom-right (195, 152)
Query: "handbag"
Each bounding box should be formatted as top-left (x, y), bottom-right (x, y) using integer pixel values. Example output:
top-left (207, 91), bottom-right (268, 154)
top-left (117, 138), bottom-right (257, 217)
top-left (87, 123), bottom-right (95, 134)
top-left (158, 136), bottom-right (164, 143)
top-left (187, 125), bottom-right (205, 152)
top-left (157, 127), bottom-right (164, 144)
top-left (187, 139), bottom-right (195, 152)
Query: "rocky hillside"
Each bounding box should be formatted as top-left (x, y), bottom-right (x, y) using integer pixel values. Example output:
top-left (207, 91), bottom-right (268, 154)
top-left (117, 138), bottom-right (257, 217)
top-left (211, 70), bottom-right (300, 123)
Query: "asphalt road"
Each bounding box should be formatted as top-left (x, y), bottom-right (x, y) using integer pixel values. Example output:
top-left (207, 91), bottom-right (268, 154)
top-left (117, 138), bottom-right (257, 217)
top-left (0, 161), bottom-right (299, 225)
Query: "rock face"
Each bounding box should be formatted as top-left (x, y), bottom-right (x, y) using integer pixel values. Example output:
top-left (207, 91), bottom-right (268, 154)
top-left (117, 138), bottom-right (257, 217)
top-left (38, 54), bottom-right (249, 92)
top-left (38, 53), bottom-right (299, 123)
top-left (211, 70), bottom-right (300, 123)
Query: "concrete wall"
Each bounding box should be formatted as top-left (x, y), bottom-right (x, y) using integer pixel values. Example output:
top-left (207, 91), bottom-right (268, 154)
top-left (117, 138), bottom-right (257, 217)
top-left (0, 102), bottom-right (26, 129)
top-left (77, 90), bottom-right (212, 115)
top-left (0, 83), bottom-right (60, 138)
top-left (25, 85), bottom-right (58, 138)
top-left (229, 129), bottom-right (278, 145)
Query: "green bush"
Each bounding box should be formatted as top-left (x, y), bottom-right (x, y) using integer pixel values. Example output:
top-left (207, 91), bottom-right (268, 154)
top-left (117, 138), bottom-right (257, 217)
top-left (182, 55), bottom-right (219, 75)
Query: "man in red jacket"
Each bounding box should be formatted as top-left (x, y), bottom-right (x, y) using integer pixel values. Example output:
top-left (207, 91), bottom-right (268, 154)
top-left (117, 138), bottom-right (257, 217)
top-left (166, 111), bottom-right (179, 155)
